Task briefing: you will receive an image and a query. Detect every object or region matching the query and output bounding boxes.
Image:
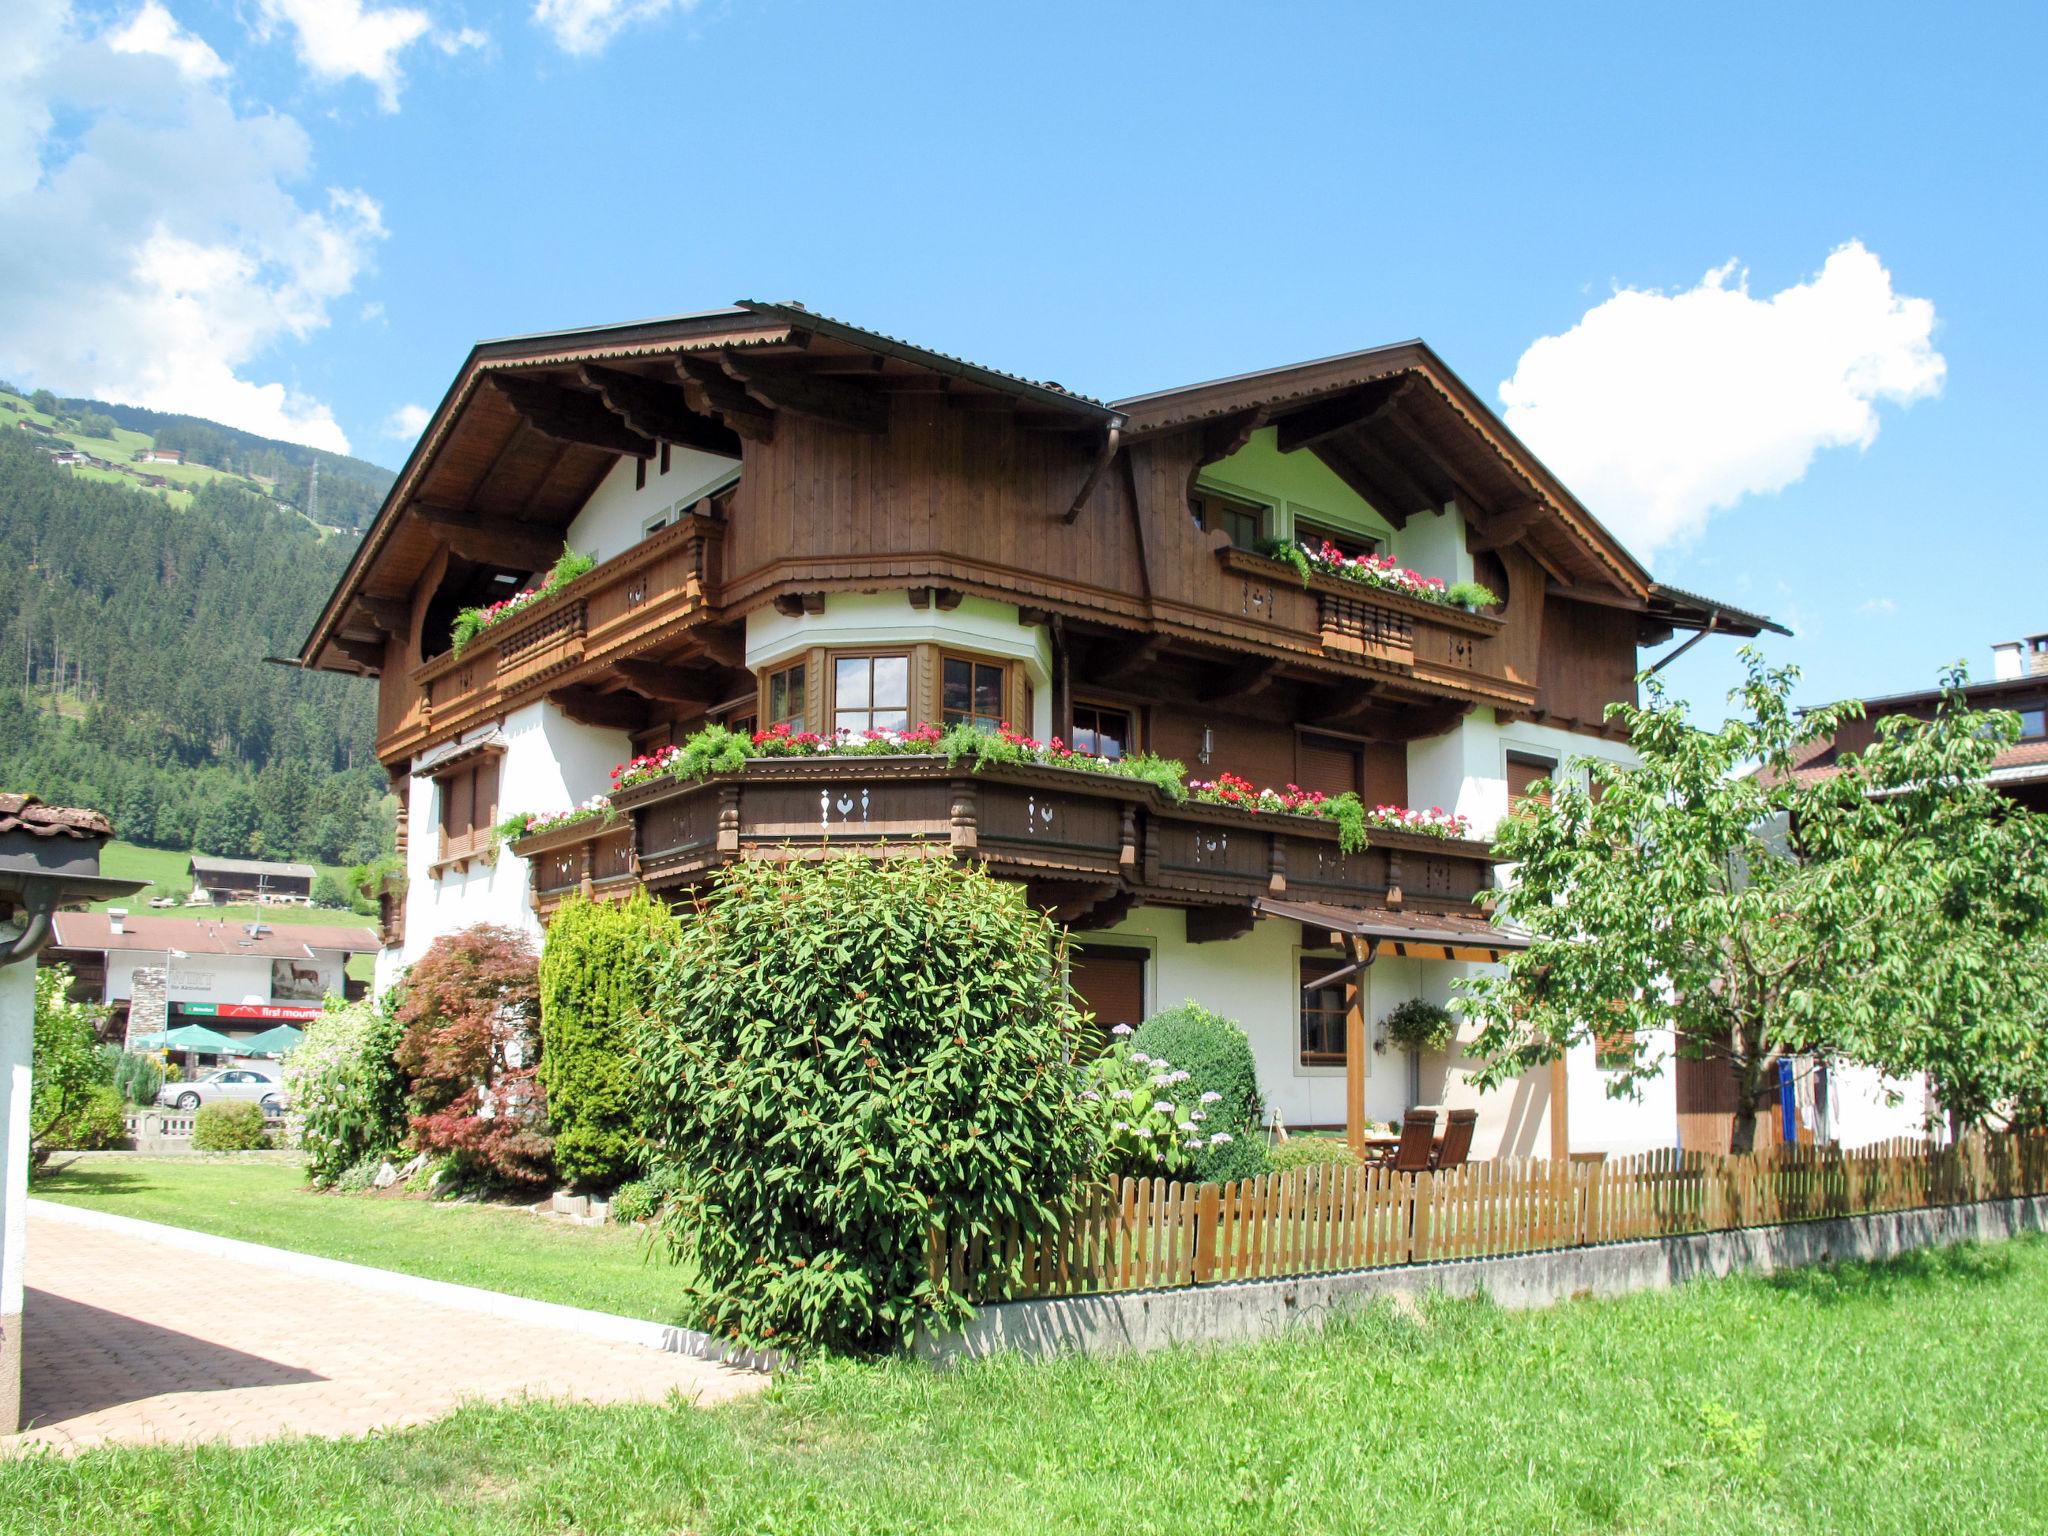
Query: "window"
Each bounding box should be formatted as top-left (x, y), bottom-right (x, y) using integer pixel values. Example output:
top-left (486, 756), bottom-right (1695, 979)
top-left (1191, 490), bottom-right (1264, 550)
top-left (436, 757), bottom-right (499, 862)
top-left (833, 653), bottom-right (910, 734)
top-left (1298, 733), bottom-right (1362, 798)
top-left (1295, 519), bottom-right (1379, 559)
top-left (1071, 702), bottom-right (1133, 760)
top-left (2021, 707), bottom-right (2047, 741)
top-left (642, 506), bottom-right (676, 537)
top-left (1069, 945), bottom-right (1147, 1053)
top-left (1299, 958), bottom-right (1349, 1068)
top-left (942, 655), bottom-right (1007, 731)
top-left (765, 661), bottom-right (806, 730)
top-left (1506, 751), bottom-right (1557, 810)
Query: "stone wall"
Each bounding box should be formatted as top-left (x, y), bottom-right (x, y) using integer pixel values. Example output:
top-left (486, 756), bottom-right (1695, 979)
top-left (124, 965), bottom-right (166, 1048)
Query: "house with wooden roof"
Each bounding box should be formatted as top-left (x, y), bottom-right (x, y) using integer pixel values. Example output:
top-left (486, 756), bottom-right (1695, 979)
top-left (188, 856), bottom-right (318, 906)
top-left (300, 301), bottom-right (1792, 1160)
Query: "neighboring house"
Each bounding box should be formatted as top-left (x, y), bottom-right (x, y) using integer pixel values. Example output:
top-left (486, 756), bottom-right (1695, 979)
top-left (46, 909), bottom-right (375, 1044)
top-left (136, 447), bottom-right (182, 464)
top-left (298, 300), bottom-right (1832, 1159)
top-left (188, 856), bottom-right (317, 906)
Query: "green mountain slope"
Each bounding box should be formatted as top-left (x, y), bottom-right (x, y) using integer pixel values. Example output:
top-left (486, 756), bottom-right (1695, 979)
top-left (0, 419), bottom-right (393, 866)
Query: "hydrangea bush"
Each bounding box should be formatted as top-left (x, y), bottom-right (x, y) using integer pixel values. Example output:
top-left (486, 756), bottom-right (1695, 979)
top-left (286, 996), bottom-right (409, 1186)
top-left (1082, 1032), bottom-right (1236, 1180)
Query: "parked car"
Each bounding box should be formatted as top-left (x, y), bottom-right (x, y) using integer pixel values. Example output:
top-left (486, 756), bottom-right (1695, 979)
top-left (158, 1067), bottom-right (286, 1114)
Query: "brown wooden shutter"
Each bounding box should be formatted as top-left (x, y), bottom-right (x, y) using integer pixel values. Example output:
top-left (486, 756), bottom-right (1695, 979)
top-left (1069, 945), bottom-right (1147, 1047)
top-left (473, 757), bottom-right (500, 833)
top-left (1297, 734), bottom-right (1362, 798)
top-left (1363, 741), bottom-right (1408, 807)
top-left (1506, 751), bottom-right (1557, 808)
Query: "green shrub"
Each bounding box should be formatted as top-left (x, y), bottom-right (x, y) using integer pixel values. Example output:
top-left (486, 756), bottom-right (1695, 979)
top-left (1129, 1002), bottom-right (1270, 1183)
top-left (30, 964), bottom-right (108, 1170)
top-left (109, 1049), bottom-right (164, 1106)
top-left (331, 1152), bottom-right (387, 1194)
top-left (1381, 997), bottom-right (1457, 1053)
top-left (639, 856), bottom-right (1097, 1352)
top-left (47, 1084), bottom-right (129, 1149)
top-left (193, 1099), bottom-right (268, 1151)
top-left (539, 891), bottom-right (682, 1185)
top-left (1267, 1135), bottom-right (1362, 1173)
top-left (609, 1164), bottom-right (680, 1224)
top-left (287, 997), bottom-right (409, 1186)
top-left (1444, 579), bottom-right (1501, 611)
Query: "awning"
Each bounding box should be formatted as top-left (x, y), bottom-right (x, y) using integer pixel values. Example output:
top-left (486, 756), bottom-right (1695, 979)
top-left (1256, 897), bottom-right (1530, 964)
top-left (129, 1023), bottom-right (242, 1056)
top-left (235, 1024), bottom-right (308, 1057)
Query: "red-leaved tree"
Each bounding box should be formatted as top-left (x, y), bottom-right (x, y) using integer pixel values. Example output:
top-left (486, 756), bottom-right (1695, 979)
top-left (393, 924), bottom-right (554, 1186)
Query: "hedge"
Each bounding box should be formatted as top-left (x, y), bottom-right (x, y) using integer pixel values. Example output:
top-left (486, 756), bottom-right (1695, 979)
top-left (1130, 1002), bottom-right (1270, 1183)
top-left (193, 1100), bottom-right (268, 1151)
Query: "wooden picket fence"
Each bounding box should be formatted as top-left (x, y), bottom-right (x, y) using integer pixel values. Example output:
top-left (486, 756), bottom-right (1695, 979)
top-left (938, 1131), bottom-right (2048, 1302)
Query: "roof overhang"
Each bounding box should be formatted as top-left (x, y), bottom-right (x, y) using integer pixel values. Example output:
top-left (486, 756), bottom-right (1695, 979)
top-left (1256, 896), bottom-right (1529, 964)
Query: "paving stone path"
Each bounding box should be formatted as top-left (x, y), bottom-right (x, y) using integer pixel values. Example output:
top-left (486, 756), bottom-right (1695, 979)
top-left (8, 1207), bottom-right (764, 1453)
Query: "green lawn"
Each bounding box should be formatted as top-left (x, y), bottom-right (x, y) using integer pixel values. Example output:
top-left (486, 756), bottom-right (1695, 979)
top-left (9, 1159), bottom-right (2048, 1534)
top-left (30, 1159), bottom-right (694, 1325)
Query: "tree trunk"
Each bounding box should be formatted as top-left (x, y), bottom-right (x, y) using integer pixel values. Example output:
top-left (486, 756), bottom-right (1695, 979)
top-left (1728, 1029), bottom-right (1775, 1157)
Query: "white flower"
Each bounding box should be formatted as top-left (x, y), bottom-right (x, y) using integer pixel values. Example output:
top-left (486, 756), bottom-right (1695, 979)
top-left (1134, 1125), bottom-right (1152, 1138)
top-left (1131, 1052), bottom-right (1151, 1065)
top-left (1177, 1120), bottom-right (1195, 1132)
top-left (1190, 1110), bottom-right (1206, 1123)
top-left (1209, 1131), bottom-right (1233, 1145)
top-left (1081, 1090), bottom-right (1100, 1102)
top-left (1110, 1088), bottom-right (1134, 1102)
top-left (1152, 1101), bottom-right (1174, 1114)
top-left (1111, 1023), bottom-right (1134, 1036)
top-left (1185, 1138), bottom-right (1202, 1149)
top-left (1200, 1091), bottom-right (1222, 1104)
top-left (1151, 1073), bottom-right (1172, 1088)
top-left (1154, 1152), bottom-right (1166, 1163)
top-left (1173, 1070), bottom-right (1192, 1083)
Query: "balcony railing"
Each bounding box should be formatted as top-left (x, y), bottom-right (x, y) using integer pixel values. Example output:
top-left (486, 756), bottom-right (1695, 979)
top-left (510, 756), bottom-right (1498, 920)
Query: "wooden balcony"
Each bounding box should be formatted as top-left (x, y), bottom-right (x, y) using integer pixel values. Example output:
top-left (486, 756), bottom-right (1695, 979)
top-left (1214, 548), bottom-right (1529, 710)
top-left (382, 514), bottom-right (725, 760)
top-left (511, 756), bottom-right (1499, 924)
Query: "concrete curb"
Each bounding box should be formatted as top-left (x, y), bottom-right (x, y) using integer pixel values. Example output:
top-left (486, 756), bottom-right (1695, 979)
top-left (28, 1198), bottom-right (780, 1375)
top-left (918, 1194), bottom-right (2048, 1365)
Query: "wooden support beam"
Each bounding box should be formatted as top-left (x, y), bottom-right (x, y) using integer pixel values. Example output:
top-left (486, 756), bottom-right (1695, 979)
top-left (1465, 501), bottom-right (1544, 553)
top-left (721, 356), bottom-right (887, 435)
top-left (1185, 904), bottom-right (1256, 944)
top-left (672, 356), bottom-right (776, 441)
top-left (545, 685), bottom-right (649, 732)
top-left (490, 374), bottom-right (654, 459)
top-left (689, 627), bottom-right (746, 669)
top-left (1201, 657), bottom-right (1286, 704)
top-left (1063, 425), bottom-right (1121, 524)
top-left (577, 365), bottom-right (743, 457)
top-left (1550, 1052), bottom-right (1570, 1161)
top-left (1343, 934), bottom-right (1378, 1159)
top-left (1275, 376), bottom-right (1414, 454)
top-left (352, 594), bottom-right (411, 634)
top-left (1090, 635), bottom-right (1165, 684)
top-left (615, 660), bottom-right (726, 705)
top-left (329, 634), bottom-right (385, 672)
top-left (412, 505), bottom-right (563, 571)
top-left (1340, 433), bottom-right (1444, 525)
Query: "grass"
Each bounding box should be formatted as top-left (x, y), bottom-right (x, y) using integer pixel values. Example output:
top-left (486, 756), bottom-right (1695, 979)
top-left (30, 1159), bottom-right (694, 1326)
top-left (8, 1159), bottom-right (2048, 1535)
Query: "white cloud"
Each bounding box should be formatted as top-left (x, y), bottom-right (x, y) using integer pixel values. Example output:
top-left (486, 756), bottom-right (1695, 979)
top-left (384, 402), bottom-right (430, 438)
top-left (1498, 242), bottom-right (1945, 559)
top-left (1859, 596), bottom-right (1899, 616)
top-left (532, 0), bottom-right (695, 56)
top-left (0, 0), bottom-right (386, 452)
top-left (255, 0), bottom-right (484, 111)
top-left (106, 1), bottom-right (228, 81)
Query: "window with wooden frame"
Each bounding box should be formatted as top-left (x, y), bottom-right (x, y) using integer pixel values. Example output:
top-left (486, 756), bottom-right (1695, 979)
top-left (1294, 518), bottom-right (1380, 559)
top-left (832, 652), bottom-right (911, 734)
top-left (940, 653), bottom-right (1008, 732)
top-left (1191, 489), bottom-right (1265, 550)
top-left (764, 661), bottom-right (807, 730)
top-left (1506, 750), bottom-right (1557, 810)
top-left (435, 756), bottom-right (499, 864)
top-left (1071, 701), bottom-right (1135, 760)
top-left (1299, 957), bottom-right (1349, 1068)
top-left (2021, 706), bottom-right (2048, 741)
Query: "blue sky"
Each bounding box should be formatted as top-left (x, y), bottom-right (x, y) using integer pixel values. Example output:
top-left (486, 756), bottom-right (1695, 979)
top-left (5, 1), bottom-right (2045, 719)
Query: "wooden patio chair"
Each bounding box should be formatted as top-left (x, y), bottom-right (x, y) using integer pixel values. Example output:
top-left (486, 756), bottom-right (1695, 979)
top-left (1433, 1107), bottom-right (1478, 1169)
top-left (1389, 1106), bottom-right (1441, 1173)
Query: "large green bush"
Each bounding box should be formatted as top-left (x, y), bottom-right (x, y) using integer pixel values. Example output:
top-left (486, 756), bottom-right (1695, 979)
top-left (286, 996), bottom-right (409, 1185)
top-left (46, 1084), bottom-right (128, 1150)
top-left (539, 891), bottom-right (682, 1185)
top-left (1267, 1135), bottom-right (1361, 1173)
top-left (30, 964), bottom-right (107, 1170)
top-left (639, 856), bottom-right (1097, 1352)
top-left (193, 1099), bottom-right (268, 1151)
top-left (1130, 1002), bottom-right (1269, 1183)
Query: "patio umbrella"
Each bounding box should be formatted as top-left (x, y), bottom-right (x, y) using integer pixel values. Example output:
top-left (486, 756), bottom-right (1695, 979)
top-left (236, 1024), bottom-right (307, 1058)
top-left (127, 1023), bottom-right (242, 1056)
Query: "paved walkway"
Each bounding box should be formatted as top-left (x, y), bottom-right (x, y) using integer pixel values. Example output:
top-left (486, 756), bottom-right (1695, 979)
top-left (7, 1207), bottom-right (764, 1454)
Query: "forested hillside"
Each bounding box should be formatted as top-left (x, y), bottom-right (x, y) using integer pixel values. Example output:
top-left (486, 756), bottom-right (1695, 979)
top-left (0, 429), bottom-right (392, 863)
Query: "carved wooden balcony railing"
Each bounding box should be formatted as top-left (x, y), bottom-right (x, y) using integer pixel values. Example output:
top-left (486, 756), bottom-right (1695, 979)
top-left (383, 514), bottom-right (725, 760)
top-left (510, 756), bottom-right (1498, 923)
top-left (1214, 548), bottom-right (1528, 710)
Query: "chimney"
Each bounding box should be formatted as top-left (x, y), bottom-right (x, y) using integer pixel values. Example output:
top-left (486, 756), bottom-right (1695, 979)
top-left (108, 907), bottom-right (126, 935)
top-left (1994, 642), bottom-right (2023, 682)
top-left (2032, 635), bottom-right (2048, 678)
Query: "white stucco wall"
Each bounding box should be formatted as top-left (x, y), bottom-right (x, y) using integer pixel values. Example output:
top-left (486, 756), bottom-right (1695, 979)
top-left (96, 949), bottom-right (342, 1008)
top-left (1826, 1061), bottom-right (1932, 1147)
top-left (389, 700), bottom-right (633, 988)
top-left (564, 448), bottom-right (739, 566)
top-left (1407, 709), bottom-right (1638, 839)
top-left (745, 592), bottom-right (1056, 739)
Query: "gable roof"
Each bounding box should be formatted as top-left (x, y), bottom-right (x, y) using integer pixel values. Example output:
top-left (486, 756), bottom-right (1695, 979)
top-left (189, 857), bottom-right (318, 881)
top-left (50, 912), bottom-right (378, 957)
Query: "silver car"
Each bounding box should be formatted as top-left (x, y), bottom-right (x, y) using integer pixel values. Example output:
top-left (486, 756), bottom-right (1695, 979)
top-left (158, 1067), bottom-right (286, 1114)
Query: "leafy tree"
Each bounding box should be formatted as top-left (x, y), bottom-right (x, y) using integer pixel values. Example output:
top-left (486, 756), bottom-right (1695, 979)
top-left (287, 997), bottom-right (410, 1184)
top-left (31, 964), bottom-right (109, 1170)
top-left (393, 925), bottom-right (552, 1187)
top-left (1460, 650), bottom-right (2048, 1154)
top-left (29, 388), bottom-right (56, 415)
top-left (639, 856), bottom-right (1096, 1351)
top-left (538, 891), bottom-right (682, 1185)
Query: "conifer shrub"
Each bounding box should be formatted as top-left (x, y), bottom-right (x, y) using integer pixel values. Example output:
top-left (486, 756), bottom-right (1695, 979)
top-left (638, 856), bottom-right (1097, 1352)
top-left (539, 890), bottom-right (682, 1185)
top-left (193, 1099), bottom-right (267, 1151)
top-left (1130, 1002), bottom-right (1269, 1183)
top-left (287, 997), bottom-right (409, 1186)
top-left (394, 924), bottom-right (553, 1187)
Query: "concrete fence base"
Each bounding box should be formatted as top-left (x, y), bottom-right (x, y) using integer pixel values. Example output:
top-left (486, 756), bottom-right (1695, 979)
top-left (917, 1195), bottom-right (2048, 1366)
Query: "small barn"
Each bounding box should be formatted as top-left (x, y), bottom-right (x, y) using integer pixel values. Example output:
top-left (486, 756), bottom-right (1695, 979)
top-left (187, 856), bottom-right (316, 906)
